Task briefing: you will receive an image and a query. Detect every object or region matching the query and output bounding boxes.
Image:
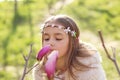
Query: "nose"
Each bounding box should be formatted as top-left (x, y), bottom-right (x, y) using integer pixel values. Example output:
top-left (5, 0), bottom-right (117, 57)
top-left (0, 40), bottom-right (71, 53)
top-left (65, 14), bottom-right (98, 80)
top-left (48, 39), bottom-right (55, 47)
top-left (48, 43), bottom-right (54, 51)
top-left (50, 43), bottom-right (54, 46)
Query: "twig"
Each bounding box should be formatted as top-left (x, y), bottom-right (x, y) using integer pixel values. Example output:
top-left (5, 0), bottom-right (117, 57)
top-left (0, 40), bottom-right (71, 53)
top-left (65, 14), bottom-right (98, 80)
top-left (26, 62), bottom-right (39, 74)
top-left (20, 44), bottom-right (33, 80)
top-left (98, 30), bottom-right (120, 76)
top-left (111, 47), bottom-right (120, 75)
top-left (98, 31), bottom-right (113, 60)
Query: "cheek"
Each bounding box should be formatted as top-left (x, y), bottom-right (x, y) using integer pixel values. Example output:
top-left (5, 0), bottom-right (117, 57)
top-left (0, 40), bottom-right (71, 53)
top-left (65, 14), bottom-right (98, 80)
top-left (57, 41), bottom-right (69, 58)
top-left (42, 42), bottom-right (47, 47)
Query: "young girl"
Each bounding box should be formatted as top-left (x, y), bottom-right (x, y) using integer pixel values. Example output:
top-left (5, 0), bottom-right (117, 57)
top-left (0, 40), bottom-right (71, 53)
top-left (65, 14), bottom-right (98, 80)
top-left (33, 15), bottom-right (106, 80)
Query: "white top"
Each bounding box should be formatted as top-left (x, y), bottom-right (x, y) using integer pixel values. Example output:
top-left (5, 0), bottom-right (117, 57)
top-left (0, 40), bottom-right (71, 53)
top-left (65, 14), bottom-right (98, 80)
top-left (32, 42), bottom-right (106, 80)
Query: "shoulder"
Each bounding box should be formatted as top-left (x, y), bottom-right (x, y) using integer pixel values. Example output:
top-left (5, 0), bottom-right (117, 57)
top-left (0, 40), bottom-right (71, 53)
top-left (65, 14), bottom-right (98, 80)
top-left (80, 41), bottom-right (97, 51)
top-left (74, 42), bottom-right (106, 80)
top-left (78, 41), bottom-right (102, 66)
top-left (32, 62), bottom-right (47, 80)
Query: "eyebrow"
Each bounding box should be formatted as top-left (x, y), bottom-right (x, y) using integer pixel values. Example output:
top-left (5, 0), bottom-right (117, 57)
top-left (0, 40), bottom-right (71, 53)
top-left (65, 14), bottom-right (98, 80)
top-left (55, 33), bottom-right (63, 36)
top-left (43, 32), bottom-right (63, 36)
top-left (43, 32), bottom-right (49, 35)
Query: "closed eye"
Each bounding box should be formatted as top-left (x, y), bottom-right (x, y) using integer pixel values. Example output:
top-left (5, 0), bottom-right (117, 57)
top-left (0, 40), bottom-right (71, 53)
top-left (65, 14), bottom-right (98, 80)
top-left (56, 38), bottom-right (62, 41)
top-left (44, 38), bottom-right (49, 41)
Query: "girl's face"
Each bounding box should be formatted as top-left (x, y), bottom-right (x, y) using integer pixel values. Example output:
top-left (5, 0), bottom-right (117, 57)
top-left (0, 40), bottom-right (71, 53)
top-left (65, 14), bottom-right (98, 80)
top-left (42, 26), bottom-right (69, 58)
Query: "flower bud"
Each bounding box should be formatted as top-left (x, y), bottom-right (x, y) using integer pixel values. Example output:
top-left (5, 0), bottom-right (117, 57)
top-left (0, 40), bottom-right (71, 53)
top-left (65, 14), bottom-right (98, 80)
top-left (36, 45), bottom-right (51, 61)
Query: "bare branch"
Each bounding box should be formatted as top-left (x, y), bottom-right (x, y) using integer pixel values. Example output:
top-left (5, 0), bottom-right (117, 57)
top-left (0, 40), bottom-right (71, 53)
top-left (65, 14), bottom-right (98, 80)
top-left (98, 30), bottom-right (120, 76)
top-left (20, 44), bottom-right (33, 80)
top-left (26, 62), bottom-right (39, 74)
top-left (22, 54), bottom-right (27, 61)
top-left (111, 47), bottom-right (120, 75)
top-left (111, 47), bottom-right (116, 60)
top-left (98, 31), bottom-right (113, 60)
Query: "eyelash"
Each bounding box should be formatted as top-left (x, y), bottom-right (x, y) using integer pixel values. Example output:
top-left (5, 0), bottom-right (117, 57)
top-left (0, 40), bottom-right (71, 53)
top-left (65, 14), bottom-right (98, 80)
top-left (44, 38), bottom-right (62, 41)
top-left (44, 38), bottom-right (49, 41)
top-left (56, 38), bottom-right (62, 41)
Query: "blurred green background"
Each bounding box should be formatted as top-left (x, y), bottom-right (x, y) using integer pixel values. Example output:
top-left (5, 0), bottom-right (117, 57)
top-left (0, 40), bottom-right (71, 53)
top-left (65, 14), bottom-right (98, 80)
top-left (0, 0), bottom-right (120, 80)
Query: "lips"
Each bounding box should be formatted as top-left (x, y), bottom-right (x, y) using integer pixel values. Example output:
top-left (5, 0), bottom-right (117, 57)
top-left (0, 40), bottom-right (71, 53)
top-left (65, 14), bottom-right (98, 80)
top-left (45, 50), bottom-right (59, 79)
top-left (36, 45), bottom-right (51, 61)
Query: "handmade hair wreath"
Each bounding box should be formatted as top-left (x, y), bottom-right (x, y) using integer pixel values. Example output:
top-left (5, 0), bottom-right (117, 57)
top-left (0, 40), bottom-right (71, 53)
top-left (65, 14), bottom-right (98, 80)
top-left (40, 24), bottom-right (76, 37)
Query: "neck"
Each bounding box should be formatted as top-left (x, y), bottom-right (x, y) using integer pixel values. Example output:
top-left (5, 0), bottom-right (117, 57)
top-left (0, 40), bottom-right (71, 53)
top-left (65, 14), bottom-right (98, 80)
top-left (56, 56), bottom-right (66, 71)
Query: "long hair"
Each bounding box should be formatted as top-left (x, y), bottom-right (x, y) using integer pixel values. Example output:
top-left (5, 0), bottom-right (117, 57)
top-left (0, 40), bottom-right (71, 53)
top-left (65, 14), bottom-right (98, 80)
top-left (42, 15), bottom-right (92, 80)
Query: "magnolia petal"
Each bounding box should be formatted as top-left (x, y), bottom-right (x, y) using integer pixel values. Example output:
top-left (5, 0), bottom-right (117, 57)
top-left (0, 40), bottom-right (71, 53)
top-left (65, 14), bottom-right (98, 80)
top-left (36, 45), bottom-right (51, 61)
top-left (45, 50), bottom-right (59, 78)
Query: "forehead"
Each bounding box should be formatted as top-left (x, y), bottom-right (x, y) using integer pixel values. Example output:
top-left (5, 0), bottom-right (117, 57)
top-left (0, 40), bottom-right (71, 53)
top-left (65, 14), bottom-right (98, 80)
top-left (43, 27), bottom-right (66, 35)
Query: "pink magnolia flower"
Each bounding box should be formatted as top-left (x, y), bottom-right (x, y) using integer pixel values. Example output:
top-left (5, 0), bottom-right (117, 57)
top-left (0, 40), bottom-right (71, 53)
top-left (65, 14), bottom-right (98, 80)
top-left (45, 50), bottom-right (59, 79)
top-left (36, 45), bottom-right (51, 61)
